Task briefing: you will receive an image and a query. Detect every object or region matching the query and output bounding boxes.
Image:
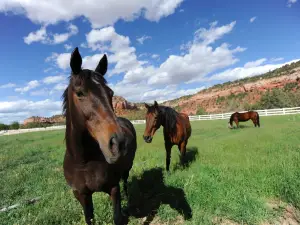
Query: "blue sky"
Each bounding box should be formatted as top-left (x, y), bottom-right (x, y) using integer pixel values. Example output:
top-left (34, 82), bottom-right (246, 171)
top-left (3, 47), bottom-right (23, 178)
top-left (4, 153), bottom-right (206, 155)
top-left (0, 0), bottom-right (299, 123)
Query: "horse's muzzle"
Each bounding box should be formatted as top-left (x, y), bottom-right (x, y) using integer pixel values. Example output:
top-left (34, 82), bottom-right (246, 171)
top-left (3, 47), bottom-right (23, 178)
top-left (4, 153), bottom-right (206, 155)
top-left (143, 135), bottom-right (153, 143)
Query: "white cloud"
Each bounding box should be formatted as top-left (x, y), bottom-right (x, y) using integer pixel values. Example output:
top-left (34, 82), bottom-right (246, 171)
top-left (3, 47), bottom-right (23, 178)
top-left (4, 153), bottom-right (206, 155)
top-left (86, 26), bottom-right (141, 75)
top-left (141, 85), bottom-right (205, 102)
top-left (24, 26), bottom-right (48, 44)
top-left (0, 99), bottom-right (62, 123)
top-left (24, 24), bottom-right (78, 45)
top-left (250, 17), bottom-right (256, 23)
top-left (30, 89), bottom-right (49, 96)
top-left (43, 75), bottom-right (66, 84)
top-left (64, 44), bottom-right (73, 50)
top-left (194, 21), bottom-right (236, 45)
top-left (244, 58), bottom-right (267, 68)
top-left (0, 0), bottom-right (184, 28)
top-left (44, 67), bottom-right (53, 73)
top-left (52, 83), bottom-right (68, 92)
top-left (0, 83), bottom-right (16, 89)
top-left (52, 24), bottom-right (78, 44)
top-left (46, 53), bottom-right (71, 70)
top-left (287, 0), bottom-right (297, 7)
top-left (144, 0), bottom-right (184, 22)
top-left (209, 59), bottom-right (300, 81)
top-left (209, 20), bottom-right (218, 27)
top-left (15, 80), bottom-right (40, 93)
top-left (136, 35), bottom-right (151, 44)
top-left (151, 54), bottom-right (160, 59)
top-left (270, 57), bottom-right (284, 62)
top-left (179, 9), bottom-right (184, 13)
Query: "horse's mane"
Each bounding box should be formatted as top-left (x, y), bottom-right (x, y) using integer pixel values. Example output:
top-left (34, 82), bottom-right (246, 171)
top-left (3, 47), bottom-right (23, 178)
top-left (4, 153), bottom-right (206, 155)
top-left (159, 106), bottom-right (179, 135)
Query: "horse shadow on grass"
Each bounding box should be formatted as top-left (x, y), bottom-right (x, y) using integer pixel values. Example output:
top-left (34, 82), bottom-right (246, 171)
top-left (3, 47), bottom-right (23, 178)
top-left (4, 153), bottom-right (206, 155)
top-left (174, 146), bottom-right (199, 171)
top-left (126, 167), bottom-right (192, 225)
top-left (230, 124), bottom-right (252, 129)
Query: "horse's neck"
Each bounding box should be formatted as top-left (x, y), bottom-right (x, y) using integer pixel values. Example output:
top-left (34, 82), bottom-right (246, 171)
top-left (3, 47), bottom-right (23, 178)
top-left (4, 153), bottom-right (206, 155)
top-left (65, 118), bottom-right (86, 163)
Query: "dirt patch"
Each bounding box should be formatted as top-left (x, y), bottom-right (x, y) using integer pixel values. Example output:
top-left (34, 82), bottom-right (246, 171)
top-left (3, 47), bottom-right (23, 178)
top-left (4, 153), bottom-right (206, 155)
top-left (262, 199), bottom-right (300, 225)
top-left (212, 217), bottom-right (241, 225)
top-left (212, 200), bottom-right (300, 225)
top-left (139, 216), bottom-right (184, 225)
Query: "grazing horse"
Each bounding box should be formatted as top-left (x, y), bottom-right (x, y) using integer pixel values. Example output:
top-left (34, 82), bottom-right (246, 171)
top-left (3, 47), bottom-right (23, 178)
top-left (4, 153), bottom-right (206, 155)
top-left (228, 111), bottom-right (260, 129)
top-left (143, 101), bottom-right (192, 171)
top-left (62, 47), bottom-right (137, 225)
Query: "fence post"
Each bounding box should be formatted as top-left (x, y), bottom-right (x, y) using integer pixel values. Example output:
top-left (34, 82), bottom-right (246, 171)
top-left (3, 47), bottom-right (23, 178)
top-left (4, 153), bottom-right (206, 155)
top-left (198, 115), bottom-right (201, 120)
top-left (283, 108), bottom-right (286, 115)
top-left (210, 114), bottom-right (212, 120)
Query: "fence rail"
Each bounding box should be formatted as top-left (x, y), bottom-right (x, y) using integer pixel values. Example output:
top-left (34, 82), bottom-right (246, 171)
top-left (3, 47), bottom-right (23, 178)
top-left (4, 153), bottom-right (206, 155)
top-left (1, 107), bottom-right (300, 136)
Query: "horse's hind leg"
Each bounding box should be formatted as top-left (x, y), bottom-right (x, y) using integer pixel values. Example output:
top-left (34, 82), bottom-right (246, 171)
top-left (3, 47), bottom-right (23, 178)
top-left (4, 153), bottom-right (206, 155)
top-left (73, 191), bottom-right (94, 225)
top-left (235, 120), bottom-right (239, 128)
top-left (165, 141), bottom-right (172, 172)
top-left (110, 184), bottom-right (127, 225)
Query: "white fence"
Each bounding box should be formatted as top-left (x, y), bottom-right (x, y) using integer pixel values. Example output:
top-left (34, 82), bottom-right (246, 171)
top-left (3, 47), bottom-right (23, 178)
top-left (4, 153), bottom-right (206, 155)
top-left (1, 107), bottom-right (300, 136)
top-left (189, 107), bottom-right (300, 121)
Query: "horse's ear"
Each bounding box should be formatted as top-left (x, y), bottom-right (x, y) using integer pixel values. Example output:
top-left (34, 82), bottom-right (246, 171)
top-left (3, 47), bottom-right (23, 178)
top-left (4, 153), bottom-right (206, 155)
top-left (154, 101), bottom-right (158, 108)
top-left (70, 47), bottom-right (82, 74)
top-left (145, 103), bottom-right (150, 109)
top-left (95, 54), bottom-right (108, 76)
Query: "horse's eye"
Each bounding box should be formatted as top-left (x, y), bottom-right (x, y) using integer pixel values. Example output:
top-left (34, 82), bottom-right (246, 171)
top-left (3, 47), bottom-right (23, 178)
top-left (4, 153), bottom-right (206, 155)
top-left (76, 91), bottom-right (85, 97)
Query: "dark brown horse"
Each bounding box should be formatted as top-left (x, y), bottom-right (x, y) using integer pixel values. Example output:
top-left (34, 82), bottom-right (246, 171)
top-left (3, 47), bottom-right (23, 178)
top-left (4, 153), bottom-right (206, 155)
top-left (62, 47), bottom-right (137, 225)
top-left (143, 101), bottom-right (192, 171)
top-left (228, 111), bottom-right (260, 128)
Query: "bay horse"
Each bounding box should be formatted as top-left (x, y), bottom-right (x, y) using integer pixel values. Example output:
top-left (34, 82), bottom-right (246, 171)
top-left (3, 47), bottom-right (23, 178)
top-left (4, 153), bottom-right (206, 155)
top-left (143, 101), bottom-right (192, 171)
top-left (228, 111), bottom-right (260, 129)
top-left (62, 47), bottom-right (137, 225)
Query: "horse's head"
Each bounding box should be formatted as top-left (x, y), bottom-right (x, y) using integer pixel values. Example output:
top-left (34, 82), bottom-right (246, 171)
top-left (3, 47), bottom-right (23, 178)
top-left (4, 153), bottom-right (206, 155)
top-left (228, 122), bottom-right (233, 129)
top-left (66, 47), bottom-right (125, 164)
top-left (143, 101), bottom-right (161, 143)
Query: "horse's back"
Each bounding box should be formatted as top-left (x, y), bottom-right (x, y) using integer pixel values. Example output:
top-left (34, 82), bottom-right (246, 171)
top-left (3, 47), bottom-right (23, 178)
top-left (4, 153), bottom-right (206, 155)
top-left (117, 117), bottom-right (137, 155)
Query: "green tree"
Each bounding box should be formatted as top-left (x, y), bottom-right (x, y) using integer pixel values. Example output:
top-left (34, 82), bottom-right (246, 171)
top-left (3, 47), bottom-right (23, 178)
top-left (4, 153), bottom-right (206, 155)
top-left (9, 121), bottom-right (20, 130)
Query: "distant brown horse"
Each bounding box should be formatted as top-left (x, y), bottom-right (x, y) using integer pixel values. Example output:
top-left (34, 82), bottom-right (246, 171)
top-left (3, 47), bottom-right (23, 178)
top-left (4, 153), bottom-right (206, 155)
top-left (62, 47), bottom-right (137, 225)
top-left (143, 101), bottom-right (192, 171)
top-left (228, 111), bottom-right (260, 128)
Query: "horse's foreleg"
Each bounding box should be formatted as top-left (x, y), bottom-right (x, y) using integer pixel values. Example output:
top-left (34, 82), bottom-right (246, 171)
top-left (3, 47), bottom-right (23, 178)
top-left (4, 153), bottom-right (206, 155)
top-left (110, 184), bottom-right (127, 225)
top-left (122, 170), bottom-right (129, 198)
top-left (179, 141), bottom-right (187, 165)
top-left (73, 191), bottom-right (94, 225)
top-left (165, 141), bottom-right (172, 172)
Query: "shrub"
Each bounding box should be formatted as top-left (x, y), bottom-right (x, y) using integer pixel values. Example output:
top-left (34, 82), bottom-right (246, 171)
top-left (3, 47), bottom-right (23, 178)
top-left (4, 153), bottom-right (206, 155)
top-left (196, 106), bottom-right (207, 115)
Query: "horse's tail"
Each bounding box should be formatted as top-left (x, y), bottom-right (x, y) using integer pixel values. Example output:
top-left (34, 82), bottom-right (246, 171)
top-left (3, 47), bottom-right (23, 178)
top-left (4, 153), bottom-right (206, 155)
top-left (256, 112), bottom-right (260, 127)
top-left (228, 113), bottom-right (234, 128)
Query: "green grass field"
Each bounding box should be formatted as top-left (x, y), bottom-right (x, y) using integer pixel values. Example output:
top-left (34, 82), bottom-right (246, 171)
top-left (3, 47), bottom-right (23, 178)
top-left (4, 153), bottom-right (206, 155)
top-left (1, 115), bottom-right (300, 225)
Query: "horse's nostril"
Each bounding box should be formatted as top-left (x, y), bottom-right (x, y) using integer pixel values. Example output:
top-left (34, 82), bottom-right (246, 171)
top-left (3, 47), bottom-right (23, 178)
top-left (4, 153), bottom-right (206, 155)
top-left (109, 136), bottom-right (118, 155)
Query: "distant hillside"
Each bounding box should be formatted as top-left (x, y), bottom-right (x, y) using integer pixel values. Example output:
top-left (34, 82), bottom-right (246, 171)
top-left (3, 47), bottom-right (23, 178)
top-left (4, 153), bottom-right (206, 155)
top-left (163, 60), bottom-right (300, 115)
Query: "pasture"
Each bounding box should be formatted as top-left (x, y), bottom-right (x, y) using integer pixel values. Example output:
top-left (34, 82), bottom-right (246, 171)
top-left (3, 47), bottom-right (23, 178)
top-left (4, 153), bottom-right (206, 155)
top-left (0, 115), bottom-right (300, 225)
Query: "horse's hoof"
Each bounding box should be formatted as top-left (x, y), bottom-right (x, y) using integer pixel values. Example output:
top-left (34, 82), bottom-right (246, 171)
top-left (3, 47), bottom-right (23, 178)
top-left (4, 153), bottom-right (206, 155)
top-left (122, 207), bottom-right (130, 217)
top-left (115, 215), bottom-right (128, 225)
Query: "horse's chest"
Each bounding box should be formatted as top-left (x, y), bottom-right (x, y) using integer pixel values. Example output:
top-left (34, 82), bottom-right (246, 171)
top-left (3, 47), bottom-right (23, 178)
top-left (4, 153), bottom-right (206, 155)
top-left (65, 162), bottom-right (120, 193)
